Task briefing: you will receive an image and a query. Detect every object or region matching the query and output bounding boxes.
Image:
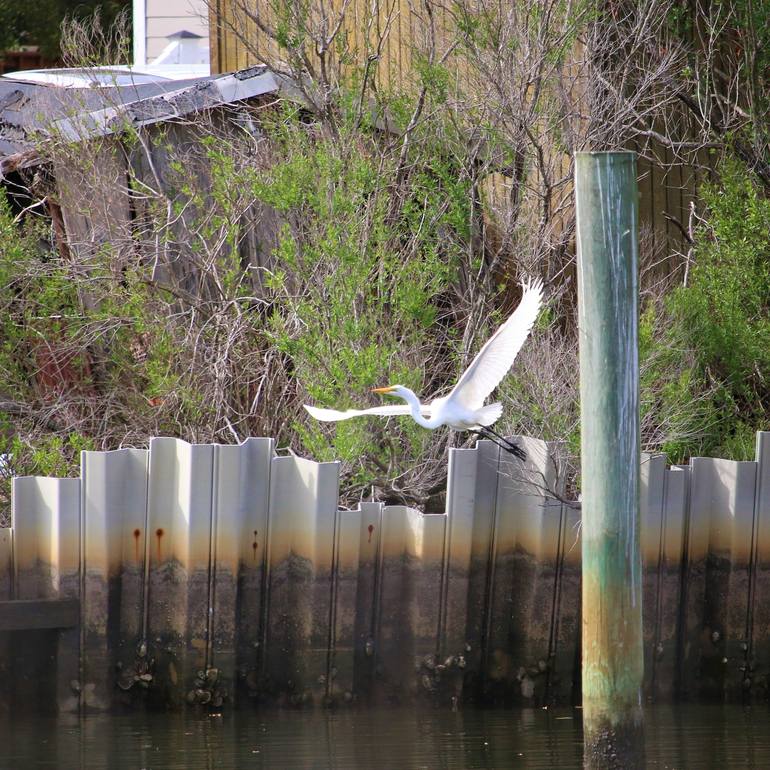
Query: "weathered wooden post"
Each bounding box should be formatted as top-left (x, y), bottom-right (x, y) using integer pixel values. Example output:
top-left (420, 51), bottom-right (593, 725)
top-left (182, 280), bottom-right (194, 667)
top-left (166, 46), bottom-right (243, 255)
top-left (575, 151), bottom-right (645, 768)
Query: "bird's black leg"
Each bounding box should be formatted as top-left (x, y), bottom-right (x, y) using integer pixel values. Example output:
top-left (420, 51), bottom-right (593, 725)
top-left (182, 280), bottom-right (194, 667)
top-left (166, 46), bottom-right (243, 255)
top-left (473, 429), bottom-right (523, 459)
top-left (476, 427), bottom-right (527, 461)
top-left (472, 429), bottom-right (508, 454)
top-left (483, 425), bottom-right (522, 453)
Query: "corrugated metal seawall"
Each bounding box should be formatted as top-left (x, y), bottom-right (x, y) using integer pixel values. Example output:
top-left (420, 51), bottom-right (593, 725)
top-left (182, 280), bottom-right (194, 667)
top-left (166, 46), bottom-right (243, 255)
top-left (2, 432), bottom-right (769, 712)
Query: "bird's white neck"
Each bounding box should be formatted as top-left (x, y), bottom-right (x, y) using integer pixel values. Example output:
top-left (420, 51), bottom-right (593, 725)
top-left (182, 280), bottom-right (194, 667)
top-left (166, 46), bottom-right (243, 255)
top-left (395, 388), bottom-right (442, 429)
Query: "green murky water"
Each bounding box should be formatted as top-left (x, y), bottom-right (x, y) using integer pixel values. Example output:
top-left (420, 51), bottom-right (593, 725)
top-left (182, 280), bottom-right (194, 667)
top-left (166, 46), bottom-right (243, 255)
top-left (1, 704), bottom-right (769, 769)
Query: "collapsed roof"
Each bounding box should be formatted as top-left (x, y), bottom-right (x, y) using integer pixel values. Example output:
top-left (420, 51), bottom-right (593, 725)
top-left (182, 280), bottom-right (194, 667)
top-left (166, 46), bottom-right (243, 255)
top-left (0, 65), bottom-right (278, 176)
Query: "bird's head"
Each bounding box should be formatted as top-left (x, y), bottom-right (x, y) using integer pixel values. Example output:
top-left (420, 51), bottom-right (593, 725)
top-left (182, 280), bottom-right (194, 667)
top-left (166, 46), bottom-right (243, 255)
top-left (371, 384), bottom-right (406, 398)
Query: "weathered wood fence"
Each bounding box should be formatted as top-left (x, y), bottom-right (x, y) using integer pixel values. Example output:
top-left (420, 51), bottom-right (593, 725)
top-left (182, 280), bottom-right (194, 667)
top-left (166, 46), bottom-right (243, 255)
top-left (1, 432), bottom-right (769, 712)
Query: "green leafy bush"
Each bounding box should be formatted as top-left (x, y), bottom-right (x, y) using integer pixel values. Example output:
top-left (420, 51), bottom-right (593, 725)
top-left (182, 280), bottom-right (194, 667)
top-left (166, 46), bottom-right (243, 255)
top-left (252, 105), bottom-right (473, 499)
top-left (641, 159), bottom-right (770, 462)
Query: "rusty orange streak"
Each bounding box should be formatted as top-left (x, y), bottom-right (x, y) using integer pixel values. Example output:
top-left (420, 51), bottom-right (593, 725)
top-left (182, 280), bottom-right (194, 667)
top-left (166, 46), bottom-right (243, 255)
top-left (155, 528), bottom-right (164, 562)
top-left (133, 528), bottom-right (141, 562)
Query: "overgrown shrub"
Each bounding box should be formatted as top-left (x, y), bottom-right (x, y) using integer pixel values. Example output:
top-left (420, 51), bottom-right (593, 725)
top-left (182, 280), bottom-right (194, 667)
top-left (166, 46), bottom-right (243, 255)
top-left (641, 159), bottom-right (770, 462)
top-left (1, 91), bottom-right (530, 514)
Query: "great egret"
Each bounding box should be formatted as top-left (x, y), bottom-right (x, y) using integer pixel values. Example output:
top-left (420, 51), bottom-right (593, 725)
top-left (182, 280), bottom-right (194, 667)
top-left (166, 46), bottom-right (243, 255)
top-left (304, 277), bottom-right (544, 460)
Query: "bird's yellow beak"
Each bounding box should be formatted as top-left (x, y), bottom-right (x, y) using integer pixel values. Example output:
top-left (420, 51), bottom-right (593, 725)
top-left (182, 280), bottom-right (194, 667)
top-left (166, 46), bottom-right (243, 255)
top-left (371, 386), bottom-right (396, 394)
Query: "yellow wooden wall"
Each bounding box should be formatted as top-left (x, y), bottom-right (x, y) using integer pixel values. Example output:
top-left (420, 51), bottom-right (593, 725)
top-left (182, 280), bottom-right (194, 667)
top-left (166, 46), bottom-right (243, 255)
top-left (210, 0), bottom-right (459, 91)
top-left (210, 0), bottom-right (707, 275)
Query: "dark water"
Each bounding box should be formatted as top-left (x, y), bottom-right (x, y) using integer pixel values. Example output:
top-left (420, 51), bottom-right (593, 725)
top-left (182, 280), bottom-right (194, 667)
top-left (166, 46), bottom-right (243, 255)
top-left (1, 704), bottom-right (769, 769)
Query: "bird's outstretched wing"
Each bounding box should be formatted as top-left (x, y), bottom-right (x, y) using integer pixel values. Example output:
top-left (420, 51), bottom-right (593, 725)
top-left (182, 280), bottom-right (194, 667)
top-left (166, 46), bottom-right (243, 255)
top-left (304, 404), bottom-right (432, 422)
top-left (445, 277), bottom-right (544, 410)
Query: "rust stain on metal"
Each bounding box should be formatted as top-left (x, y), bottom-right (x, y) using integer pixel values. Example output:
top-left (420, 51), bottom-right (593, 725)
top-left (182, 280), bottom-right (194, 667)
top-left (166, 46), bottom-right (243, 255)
top-left (155, 528), bottom-right (164, 561)
top-left (252, 530), bottom-right (258, 560)
top-left (367, 524), bottom-right (374, 543)
top-left (133, 528), bottom-right (141, 562)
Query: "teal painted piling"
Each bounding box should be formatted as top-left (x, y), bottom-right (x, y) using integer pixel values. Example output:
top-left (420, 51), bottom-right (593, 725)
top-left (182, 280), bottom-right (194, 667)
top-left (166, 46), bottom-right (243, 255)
top-left (575, 151), bottom-right (645, 768)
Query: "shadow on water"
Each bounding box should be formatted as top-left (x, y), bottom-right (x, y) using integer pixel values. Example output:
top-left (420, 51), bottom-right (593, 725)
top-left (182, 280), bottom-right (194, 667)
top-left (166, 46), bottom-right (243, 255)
top-left (1, 704), bottom-right (769, 769)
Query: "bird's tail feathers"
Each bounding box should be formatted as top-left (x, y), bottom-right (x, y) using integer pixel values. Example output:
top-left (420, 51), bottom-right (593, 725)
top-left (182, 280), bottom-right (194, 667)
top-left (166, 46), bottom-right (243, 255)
top-left (475, 402), bottom-right (503, 427)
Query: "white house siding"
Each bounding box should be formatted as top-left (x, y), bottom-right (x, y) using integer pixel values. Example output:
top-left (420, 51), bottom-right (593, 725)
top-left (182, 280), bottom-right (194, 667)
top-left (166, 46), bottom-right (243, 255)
top-left (146, 0), bottom-right (209, 62)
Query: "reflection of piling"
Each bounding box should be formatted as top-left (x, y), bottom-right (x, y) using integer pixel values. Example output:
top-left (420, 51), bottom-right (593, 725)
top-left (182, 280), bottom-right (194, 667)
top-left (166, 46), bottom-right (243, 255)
top-left (575, 151), bottom-right (645, 768)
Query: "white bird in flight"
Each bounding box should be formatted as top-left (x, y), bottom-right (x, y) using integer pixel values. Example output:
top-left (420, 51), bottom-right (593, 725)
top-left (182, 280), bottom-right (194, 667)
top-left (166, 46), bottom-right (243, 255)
top-left (304, 277), bottom-right (544, 460)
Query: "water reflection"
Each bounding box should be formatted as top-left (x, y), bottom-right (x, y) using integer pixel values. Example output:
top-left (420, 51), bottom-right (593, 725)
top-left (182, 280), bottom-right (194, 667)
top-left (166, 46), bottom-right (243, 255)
top-left (1, 704), bottom-right (769, 770)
